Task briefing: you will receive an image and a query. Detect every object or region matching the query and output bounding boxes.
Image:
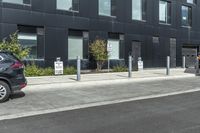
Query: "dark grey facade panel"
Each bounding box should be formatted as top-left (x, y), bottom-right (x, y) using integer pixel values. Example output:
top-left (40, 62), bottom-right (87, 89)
top-left (0, 0), bottom-right (200, 68)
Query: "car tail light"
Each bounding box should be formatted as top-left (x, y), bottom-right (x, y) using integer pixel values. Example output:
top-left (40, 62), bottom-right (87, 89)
top-left (20, 83), bottom-right (27, 89)
top-left (11, 61), bottom-right (24, 69)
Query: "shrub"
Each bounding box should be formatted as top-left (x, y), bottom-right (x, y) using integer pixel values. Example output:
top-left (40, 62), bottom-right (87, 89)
top-left (25, 64), bottom-right (76, 77)
top-left (40, 67), bottom-right (54, 76)
top-left (90, 39), bottom-right (108, 71)
top-left (0, 32), bottom-right (30, 59)
top-left (25, 63), bottom-right (54, 77)
top-left (64, 67), bottom-right (77, 75)
top-left (112, 65), bottom-right (128, 72)
top-left (25, 63), bottom-right (42, 77)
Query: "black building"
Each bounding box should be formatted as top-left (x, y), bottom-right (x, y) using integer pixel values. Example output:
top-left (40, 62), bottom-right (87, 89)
top-left (0, 0), bottom-right (199, 69)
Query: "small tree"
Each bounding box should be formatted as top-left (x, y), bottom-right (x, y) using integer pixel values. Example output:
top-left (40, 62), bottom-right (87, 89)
top-left (90, 39), bottom-right (108, 71)
top-left (0, 32), bottom-right (30, 59)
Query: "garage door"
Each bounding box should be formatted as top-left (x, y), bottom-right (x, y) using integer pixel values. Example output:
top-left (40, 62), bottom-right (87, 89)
top-left (182, 48), bottom-right (197, 68)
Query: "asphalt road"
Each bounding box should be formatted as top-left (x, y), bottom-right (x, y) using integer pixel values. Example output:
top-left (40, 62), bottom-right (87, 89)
top-left (1, 91), bottom-right (200, 133)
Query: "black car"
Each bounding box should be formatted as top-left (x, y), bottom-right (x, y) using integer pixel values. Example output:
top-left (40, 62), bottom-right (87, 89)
top-left (0, 51), bottom-right (27, 103)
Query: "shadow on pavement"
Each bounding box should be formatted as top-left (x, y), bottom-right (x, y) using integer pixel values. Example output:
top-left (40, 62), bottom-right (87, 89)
top-left (10, 91), bottom-right (25, 99)
top-left (116, 75), bottom-right (128, 78)
top-left (184, 68), bottom-right (196, 74)
top-left (69, 78), bottom-right (76, 81)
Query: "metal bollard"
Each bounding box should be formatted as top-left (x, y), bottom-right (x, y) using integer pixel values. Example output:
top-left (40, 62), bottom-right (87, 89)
top-left (196, 57), bottom-right (199, 76)
top-left (128, 56), bottom-right (132, 78)
top-left (182, 56), bottom-right (186, 69)
top-left (166, 56), bottom-right (170, 75)
top-left (77, 56), bottom-right (81, 81)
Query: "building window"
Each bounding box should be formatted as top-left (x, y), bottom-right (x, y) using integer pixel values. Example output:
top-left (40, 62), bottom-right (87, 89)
top-left (2, 0), bottom-right (31, 5)
top-left (132, 0), bottom-right (146, 21)
top-left (18, 33), bottom-right (37, 59)
top-left (159, 0), bottom-right (171, 24)
top-left (68, 36), bottom-right (83, 60)
top-left (187, 0), bottom-right (197, 4)
top-left (107, 39), bottom-right (119, 59)
top-left (57, 0), bottom-right (79, 12)
top-left (99, 0), bottom-right (116, 16)
top-left (182, 6), bottom-right (192, 27)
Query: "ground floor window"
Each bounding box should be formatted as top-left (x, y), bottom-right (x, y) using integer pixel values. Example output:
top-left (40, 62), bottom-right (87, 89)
top-left (107, 39), bottom-right (119, 59)
top-left (68, 36), bottom-right (83, 59)
top-left (18, 33), bottom-right (37, 59)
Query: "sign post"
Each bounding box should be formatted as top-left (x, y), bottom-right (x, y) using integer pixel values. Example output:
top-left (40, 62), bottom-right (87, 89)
top-left (54, 57), bottom-right (63, 75)
top-left (107, 43), bottom-right (112, 72)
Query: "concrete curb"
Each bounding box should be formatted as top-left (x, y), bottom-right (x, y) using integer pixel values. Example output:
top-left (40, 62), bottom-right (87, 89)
top-left (25, 74), bottom-right (196, 92)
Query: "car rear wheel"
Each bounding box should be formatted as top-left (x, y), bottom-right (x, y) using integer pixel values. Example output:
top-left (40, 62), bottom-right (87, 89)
top-left (0, 81), bottom-right (11, 103)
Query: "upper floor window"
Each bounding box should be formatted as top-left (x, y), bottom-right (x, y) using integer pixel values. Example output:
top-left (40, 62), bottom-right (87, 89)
top-left (132, 0), bottom-right (147, 21)
top-left (182, 5), bottom-right (192, 27)
top-left (159, 0), bottom-right (171, 24)
top-left (99, 0), bottom-right (116, 17)
top-left (57, 0), bottom-right (79, 12)
top-left (2, 0), bottom-right (31, 5)
top-left (187, 0), bottom-right (197, 4)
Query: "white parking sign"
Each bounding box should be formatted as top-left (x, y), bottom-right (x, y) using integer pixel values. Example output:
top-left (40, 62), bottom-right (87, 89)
top-left (138, 61), bottom-right (144, 71)
top-left (54, 61), bottom-right (63, 75)
top-left (107, 43), bottom-right (112, 52)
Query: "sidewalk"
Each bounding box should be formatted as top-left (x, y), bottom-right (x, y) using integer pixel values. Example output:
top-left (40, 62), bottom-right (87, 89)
top-left (0, 68), bottom-right (198, 120)
top-left (27, 68), bottom-right (195, 87)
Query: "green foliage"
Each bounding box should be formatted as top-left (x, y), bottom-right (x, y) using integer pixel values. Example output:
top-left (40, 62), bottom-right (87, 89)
top-left (41, 67), bottom-right (54, 76)
top-left (0, 32), bottom-right (30, 59)
top-left (0, 32), bottom-right (29, 59)
top-left (25, 63), bottom-right (76, 77)
top-left (90, 39), bottom-right (108, 71)
top-left (24, 63), bottom-right (40, 77)
top-left (25, 63), bottom-right (54, 77)
top-left (64, 67), bottom-right (77, 75)
top-left (112, 65), bottom-right (128, 72)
